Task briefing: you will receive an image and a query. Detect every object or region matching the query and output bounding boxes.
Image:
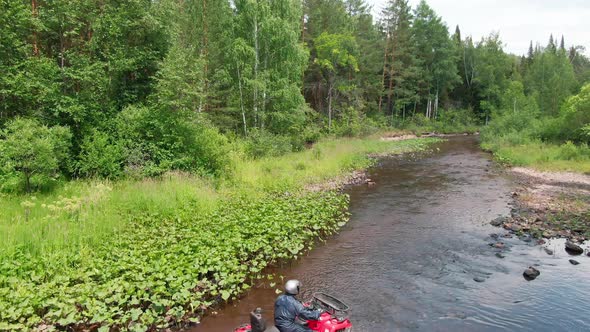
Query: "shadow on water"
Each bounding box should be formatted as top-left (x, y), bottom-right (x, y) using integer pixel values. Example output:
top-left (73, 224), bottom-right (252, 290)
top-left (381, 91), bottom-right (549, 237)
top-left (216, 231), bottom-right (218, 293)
top-left (193, 136), bottom-right (590, 332)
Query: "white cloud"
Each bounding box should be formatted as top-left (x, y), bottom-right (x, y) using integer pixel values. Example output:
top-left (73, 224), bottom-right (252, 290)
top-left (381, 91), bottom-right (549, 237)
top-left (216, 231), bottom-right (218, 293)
top-left (366, 0), bottom-right (590, 55)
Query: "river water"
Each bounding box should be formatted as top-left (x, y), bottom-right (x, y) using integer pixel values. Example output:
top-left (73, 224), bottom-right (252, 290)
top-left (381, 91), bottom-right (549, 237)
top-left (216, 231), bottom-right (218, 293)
top-left (194, 136), bottom-right (590, 332)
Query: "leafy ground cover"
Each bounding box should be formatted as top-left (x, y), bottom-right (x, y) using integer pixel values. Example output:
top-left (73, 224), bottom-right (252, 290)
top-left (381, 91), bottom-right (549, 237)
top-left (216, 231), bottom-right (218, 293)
top-left (0, 136), bottom-right (439, 331)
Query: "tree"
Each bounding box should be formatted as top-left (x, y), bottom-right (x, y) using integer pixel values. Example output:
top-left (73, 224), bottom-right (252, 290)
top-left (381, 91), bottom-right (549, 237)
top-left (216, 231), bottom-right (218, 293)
top-left (380, 0), bottom-right (419, 119)
top-left (525, 37), bottom-right (577, 115)
top-left (314, 32), bottom-right (359, 130)
top-left (554, 83), bottom-right (590, 143)
top-left (0, 118), bottom-right (71, 192)
top-left (472, 33), bottom-right (512, 122)
top-left (412, 0), bottom-right (459, 118)
top-left (223, 0), bottom-right (308, 135)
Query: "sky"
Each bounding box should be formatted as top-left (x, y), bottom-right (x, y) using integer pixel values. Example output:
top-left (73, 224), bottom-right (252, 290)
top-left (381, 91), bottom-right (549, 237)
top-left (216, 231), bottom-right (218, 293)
top-left (366, 0), bottom-right (590, 56)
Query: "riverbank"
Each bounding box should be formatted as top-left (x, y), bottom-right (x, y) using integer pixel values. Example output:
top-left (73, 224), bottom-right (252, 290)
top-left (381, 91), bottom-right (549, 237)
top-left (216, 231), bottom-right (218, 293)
top-left (0, 136), bottom-right (439, 331)
top-left (195, 135), bottom-right (590, 332)
top-left (481, 140), bottom-right (590, 174)
top-left (491, 166), bottom-right (590, 244)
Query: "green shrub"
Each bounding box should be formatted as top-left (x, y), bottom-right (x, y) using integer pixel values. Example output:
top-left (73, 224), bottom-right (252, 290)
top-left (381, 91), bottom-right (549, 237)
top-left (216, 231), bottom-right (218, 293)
top-left (116, 105), bottom-right (231, 177)
top-left (0, 118), bottom-right (71, 193)
top-left (558, 141), bottom-right (590, 161)
top-left (332, 108), bottom-right (381, 138)
top-left (244, 129), bottom-right (293, 158)
top-left (77, 130), bottom-right (124, 179)
top-left (290, 124), bottom-right (322, 152)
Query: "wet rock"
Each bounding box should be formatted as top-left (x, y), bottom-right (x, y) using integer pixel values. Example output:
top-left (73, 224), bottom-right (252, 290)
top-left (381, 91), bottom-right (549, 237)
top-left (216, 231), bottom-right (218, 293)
top-left (490, 217), bottom-right (507, 227)
top-left (523, 267), bottom-right (540, 280)
top-left (495, 253), bottom-right (505, 259)
top-left (510, 224), bottom-right (523, 232)
top-left (565, 241), bottom-right (584, 255)
top-left (367, 181), bottom-right (376, 186)
top-left (537, 239), bottom-right (546, 245)
top-left (490, 233), bottom-right (500, 240)
top-left (519, 234), bottom-right (533, 242)
top-left (544, 248), bottom-right (554, 255)
top-left (473, 277), bottom-right (486, 283)
top-left (569, 259), bottom-right (580, 265)
top-left (490, 242), bottom-right (505, 249)
top-left (503, 233), bottom-right (513, 238)
top-left (587, 252), bottom-right (590, 257)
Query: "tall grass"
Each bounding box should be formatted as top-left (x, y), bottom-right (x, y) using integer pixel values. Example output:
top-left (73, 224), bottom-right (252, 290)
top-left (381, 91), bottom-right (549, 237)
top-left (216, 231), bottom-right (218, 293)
top-left (0, 136), bottom-right (438, 256)
top-left (0, 175), bottom-right (219, 256)
top-left (483, 139), bottom-right (590, 173)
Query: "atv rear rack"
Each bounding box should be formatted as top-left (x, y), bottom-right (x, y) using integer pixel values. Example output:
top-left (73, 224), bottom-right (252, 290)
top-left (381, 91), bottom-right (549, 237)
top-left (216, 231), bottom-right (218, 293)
top-left (311, 292), bottom-right (350, 321)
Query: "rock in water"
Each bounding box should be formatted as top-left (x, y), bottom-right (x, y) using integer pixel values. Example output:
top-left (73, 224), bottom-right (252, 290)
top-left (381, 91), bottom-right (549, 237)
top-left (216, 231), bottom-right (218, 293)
top-left (473, 277), bottom-right (486, 283)
top-left (490, 242), bottom-right (505, 249)
top-left (495, 253), bottom-right (505, 259)
top-left (523, 267), bottom-right (540, 280)
top-left (490, 217), bottom-right (507, 227)
top-left (569, 259), bottom-right (580, 265)
top-left (544, 248), bottom-right (554, 255)
top-left (565, 241), bottom-right (584, 255)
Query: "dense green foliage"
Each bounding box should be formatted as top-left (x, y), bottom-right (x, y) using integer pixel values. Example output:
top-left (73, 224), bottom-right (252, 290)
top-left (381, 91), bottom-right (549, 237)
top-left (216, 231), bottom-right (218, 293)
top-left (2, 0), bottom-right (586, 182)
top-left (481, 38), bottom-right (590, 172)
top-left (0, 137), bottom-right (438, 330)
top-left (0, 191), bottom-right (349, 331)
top-left (1, 0), bottom-right (589, 329)
top-left (0, 119), bottom-right (71, 193)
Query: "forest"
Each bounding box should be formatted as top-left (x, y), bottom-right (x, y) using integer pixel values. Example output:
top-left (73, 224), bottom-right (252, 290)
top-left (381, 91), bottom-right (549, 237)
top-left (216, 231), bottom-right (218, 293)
top-left (1, 0), bottom-right (590, 330)
top-left (1, 0), bottom-right (588, 192)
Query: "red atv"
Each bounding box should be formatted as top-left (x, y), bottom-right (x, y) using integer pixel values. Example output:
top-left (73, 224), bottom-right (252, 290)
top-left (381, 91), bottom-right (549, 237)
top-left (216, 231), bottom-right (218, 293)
top-left (234, 293), bottom-right (353, 332)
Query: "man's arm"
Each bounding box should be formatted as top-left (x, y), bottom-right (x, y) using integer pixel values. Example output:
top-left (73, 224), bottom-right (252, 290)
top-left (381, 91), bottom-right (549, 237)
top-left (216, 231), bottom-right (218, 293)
top-left (291, 298), bottom-right (321, 321)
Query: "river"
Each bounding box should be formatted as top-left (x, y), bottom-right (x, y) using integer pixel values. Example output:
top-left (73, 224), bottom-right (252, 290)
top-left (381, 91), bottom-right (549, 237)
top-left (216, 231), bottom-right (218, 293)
top-left (194, 136), bottom-right (590, 332)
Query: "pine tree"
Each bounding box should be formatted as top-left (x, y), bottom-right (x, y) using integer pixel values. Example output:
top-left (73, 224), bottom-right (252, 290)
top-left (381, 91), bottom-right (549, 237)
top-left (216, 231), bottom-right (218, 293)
top-left (547, 34), bottom-right (556, 53)
top-left (559, 35), bottom-right (565, 51)
top-left (453, 25), bottom-right (461, 45)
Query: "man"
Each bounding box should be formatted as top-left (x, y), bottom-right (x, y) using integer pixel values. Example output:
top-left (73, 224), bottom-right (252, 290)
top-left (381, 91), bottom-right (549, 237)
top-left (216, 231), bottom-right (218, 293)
top-left (274, 280), bottom-right (321, 332)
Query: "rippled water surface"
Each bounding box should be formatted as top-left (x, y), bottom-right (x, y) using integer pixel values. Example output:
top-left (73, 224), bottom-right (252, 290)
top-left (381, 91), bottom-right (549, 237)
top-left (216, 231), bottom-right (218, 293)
top-left (194, 137), bottom-right (590, 332)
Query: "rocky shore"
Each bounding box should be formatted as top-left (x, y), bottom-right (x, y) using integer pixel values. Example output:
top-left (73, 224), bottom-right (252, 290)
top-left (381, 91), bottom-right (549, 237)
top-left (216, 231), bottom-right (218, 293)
top-left (491, 167), bottom-right (590, 244)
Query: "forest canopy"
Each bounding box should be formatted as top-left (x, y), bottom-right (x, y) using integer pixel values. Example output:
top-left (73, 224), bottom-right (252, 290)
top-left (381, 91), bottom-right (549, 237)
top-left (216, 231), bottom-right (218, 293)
top-left (1, 0), bottom-right (589, 192)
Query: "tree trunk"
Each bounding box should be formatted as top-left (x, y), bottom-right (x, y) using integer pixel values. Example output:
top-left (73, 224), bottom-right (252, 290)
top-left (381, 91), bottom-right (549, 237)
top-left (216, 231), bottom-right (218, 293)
top-left (32, 0), bottom-right (39, 56)
top-left (378, 32), bottom-right (390, 114)
top-left (328, 78), bottom-right (333, 132)
top-left (261, 44), bottom-right (268, 130)
top-left (253, 10), bottom-right (259, 128)
top-left (201, 0), bottom-right (209, 113)
top-left (237, 65), bottom-right (247, 136)
top-left (386, 35), bottom-right (395, 116)
top-left (434, 90), bottom-right (439, 119)
top-left (25, 172), bottom-right (31, 193)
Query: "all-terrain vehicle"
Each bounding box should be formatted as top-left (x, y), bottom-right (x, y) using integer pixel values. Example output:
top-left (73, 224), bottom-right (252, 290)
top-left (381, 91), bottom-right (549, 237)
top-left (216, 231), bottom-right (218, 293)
top-left (234, 293), bottom-right (353, 332)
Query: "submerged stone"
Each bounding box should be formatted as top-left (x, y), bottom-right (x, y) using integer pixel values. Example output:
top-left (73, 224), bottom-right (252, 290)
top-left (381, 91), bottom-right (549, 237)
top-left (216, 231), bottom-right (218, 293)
top-left (569, 259), bottom-right (580, 265)
top-left (490, 217), bottom-right (507, 227)
top-left (565, 241), bottom-right (584, 255)
top-left (523, 266), bottom-right (540, 280)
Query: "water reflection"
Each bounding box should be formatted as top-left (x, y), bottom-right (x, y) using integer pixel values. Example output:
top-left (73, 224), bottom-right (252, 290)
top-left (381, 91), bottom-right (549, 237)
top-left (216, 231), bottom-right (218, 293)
top-left (194, 137), bottom-right (590, 332)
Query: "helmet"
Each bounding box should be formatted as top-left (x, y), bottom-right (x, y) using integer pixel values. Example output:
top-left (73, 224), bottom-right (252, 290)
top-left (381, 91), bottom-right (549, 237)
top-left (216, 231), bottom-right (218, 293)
top-left (284, 279), bottom-right (301, 295)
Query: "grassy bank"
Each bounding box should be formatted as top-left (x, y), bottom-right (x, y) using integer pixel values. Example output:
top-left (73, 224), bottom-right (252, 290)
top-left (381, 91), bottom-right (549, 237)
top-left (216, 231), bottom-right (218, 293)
top-left (0, 136), bottom-right (439, 331)
top-left (481, 139), bottom-right (590, 174)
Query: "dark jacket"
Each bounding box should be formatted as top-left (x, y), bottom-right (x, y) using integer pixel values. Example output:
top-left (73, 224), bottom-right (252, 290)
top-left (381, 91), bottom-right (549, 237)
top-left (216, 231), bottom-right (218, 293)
top-left (274, 294), bottom-right (321, 332)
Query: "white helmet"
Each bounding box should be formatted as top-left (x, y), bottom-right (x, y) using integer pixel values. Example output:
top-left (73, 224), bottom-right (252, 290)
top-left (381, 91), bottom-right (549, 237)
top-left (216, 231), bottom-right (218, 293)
top-left (284, 279), bottom-right (301, 295)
